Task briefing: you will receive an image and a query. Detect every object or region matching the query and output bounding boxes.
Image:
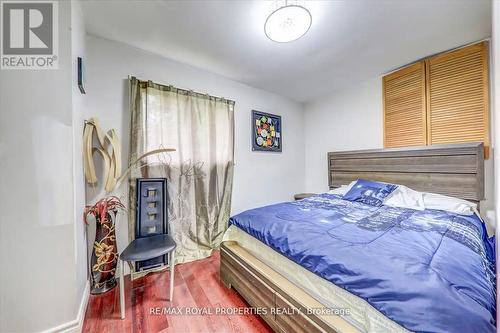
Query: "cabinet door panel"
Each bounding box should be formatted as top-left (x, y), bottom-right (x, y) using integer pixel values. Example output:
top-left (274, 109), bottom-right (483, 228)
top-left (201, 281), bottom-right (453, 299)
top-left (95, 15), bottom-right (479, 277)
top-left (383, 61), bottom-right (427, 148)
top-left (426, 41), bottom-right (489, 157)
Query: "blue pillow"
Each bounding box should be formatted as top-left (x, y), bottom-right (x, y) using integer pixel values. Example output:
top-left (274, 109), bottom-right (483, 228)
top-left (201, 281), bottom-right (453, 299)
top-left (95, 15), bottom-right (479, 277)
top-left (343, 179), bottom-right (397, 207)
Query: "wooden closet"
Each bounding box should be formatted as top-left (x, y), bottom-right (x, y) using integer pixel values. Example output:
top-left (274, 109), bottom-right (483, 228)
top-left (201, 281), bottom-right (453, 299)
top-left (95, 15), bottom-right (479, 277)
top-left (383, 41), bottom-right (490, 157)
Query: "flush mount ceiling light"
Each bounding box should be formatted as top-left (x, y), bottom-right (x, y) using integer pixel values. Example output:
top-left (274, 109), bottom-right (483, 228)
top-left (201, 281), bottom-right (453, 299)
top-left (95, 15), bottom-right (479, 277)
top-left (265, 2), bottom-right (312, 43)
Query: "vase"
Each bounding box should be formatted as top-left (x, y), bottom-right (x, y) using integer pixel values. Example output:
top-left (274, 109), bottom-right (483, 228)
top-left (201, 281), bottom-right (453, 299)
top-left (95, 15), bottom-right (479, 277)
top-left (90, 211), bottom-right (118, 294)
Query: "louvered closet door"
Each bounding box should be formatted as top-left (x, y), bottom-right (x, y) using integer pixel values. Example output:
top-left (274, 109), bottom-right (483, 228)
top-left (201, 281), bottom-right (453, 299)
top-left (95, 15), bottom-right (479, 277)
top-left (426, 42), bottom-right (489, 155)
top-left (383, 61), bottom-right (427, 147)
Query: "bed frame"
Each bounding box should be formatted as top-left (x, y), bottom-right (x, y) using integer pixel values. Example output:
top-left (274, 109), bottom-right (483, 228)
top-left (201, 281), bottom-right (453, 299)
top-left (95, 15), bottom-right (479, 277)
top-left (220, 142), bottom-right (485, 333)
top-left (328, 142), bottom-right (484, 203)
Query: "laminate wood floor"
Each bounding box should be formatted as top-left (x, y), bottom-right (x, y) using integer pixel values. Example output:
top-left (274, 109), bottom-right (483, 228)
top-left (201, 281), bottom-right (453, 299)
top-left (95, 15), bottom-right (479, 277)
top-left (82, 251), bottom-right (273, 333)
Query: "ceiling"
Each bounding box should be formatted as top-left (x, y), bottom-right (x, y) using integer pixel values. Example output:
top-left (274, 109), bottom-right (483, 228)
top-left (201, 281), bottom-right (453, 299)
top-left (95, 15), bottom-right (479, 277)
top-left (82, 0), bottom-right (492, 103)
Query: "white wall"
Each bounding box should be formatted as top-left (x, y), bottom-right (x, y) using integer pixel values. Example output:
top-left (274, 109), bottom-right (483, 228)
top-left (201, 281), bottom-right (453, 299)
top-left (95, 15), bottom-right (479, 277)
top-left (304, 78), bottom-right (383, 191)
top-left (84, 35), bottom-right (305, 267)
top-left (304, 76), bottom-right (497, 232)
top-left (71, 0), bottom-right (89, 317)
top-left (0, 1), bottom-right (89, 331)
top-left (0, 1), bottom-right (83, 332)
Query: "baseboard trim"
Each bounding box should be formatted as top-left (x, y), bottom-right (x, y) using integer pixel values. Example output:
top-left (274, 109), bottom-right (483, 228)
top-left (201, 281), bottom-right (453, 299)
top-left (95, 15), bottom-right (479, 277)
top-left (39, 280), bottom-right (90, 333)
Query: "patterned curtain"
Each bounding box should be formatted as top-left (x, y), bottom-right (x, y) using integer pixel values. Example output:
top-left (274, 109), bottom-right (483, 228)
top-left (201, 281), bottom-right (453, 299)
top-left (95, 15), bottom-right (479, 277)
top-left (129, 77), bottom-right (234, 266)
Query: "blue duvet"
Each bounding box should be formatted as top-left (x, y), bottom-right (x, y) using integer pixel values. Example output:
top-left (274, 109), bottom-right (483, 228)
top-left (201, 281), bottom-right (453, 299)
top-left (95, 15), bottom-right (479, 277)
top-left (229, 193), bottom-right (496, 333)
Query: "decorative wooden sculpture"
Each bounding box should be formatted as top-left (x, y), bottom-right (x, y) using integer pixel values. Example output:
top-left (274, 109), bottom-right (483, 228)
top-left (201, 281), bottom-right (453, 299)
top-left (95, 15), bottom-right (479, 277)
top-left (83, 117), bottom-right (175, 192)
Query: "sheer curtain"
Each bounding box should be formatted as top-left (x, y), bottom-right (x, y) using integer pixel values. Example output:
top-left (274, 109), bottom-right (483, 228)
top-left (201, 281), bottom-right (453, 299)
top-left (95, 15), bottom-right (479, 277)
top-left (129, 77), bottom-right (234, 265)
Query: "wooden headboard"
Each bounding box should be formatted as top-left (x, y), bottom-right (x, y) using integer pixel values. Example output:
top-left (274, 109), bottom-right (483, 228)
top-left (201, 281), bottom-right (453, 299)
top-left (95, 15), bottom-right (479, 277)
top-left (328, 142), bottom-right (484, 202)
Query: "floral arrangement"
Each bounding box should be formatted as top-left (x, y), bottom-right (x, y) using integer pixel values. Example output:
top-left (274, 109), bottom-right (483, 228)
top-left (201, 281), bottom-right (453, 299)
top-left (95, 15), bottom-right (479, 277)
top-left (84, 196), bottom-right (125, 225)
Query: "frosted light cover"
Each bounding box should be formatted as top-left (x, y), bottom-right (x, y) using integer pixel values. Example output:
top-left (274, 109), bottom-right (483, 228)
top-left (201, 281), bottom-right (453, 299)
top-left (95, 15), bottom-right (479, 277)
top-left (265, 5), bottom-right (312, 43)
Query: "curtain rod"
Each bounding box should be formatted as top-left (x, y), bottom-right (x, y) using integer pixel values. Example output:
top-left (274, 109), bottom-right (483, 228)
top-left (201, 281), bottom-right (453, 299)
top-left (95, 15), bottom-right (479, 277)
top-left (128, 75), bottom-right (235, 105)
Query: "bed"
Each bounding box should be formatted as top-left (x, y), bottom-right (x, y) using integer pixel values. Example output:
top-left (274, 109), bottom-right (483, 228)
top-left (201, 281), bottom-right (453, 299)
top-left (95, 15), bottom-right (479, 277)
top-left (220, 142), bottom-right (495, 333)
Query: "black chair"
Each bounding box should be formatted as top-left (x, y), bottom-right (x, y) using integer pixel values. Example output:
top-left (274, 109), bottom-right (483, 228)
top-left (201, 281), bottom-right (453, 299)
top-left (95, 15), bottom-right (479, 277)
top-left (119, 234), bottom-right (176, 319)
top-left (119, 178), bottom-right (175, 320)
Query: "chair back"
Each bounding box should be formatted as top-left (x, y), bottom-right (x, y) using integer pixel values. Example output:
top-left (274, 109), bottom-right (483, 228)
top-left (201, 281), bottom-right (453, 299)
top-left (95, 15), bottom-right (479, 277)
top-left (135, 178), bottom-right (168, 271)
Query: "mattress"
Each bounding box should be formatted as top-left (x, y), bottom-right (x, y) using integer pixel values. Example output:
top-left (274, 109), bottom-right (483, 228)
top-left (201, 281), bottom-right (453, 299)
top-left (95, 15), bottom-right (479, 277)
top-left (223, 225), bottom-right (408, 333)
top-left (226, 193), bottom-right (496, 333)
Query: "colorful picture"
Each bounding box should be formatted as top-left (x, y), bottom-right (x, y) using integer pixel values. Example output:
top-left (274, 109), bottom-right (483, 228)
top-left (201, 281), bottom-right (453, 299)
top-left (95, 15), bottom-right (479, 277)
top-left (252, 110), bottom-right (282, 152)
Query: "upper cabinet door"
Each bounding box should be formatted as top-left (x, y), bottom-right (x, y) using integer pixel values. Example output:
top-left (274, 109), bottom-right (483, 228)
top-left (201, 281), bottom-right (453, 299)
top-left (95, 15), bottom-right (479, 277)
top-left (426, 42), bottom-right (490, 156)
top-left (383, 61), bottom-right (427, 148)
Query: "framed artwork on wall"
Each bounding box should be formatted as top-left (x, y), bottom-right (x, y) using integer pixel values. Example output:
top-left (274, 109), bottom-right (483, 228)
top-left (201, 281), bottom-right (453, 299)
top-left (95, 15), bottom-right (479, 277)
top-left (252, 110), bottom-right (282, 152)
